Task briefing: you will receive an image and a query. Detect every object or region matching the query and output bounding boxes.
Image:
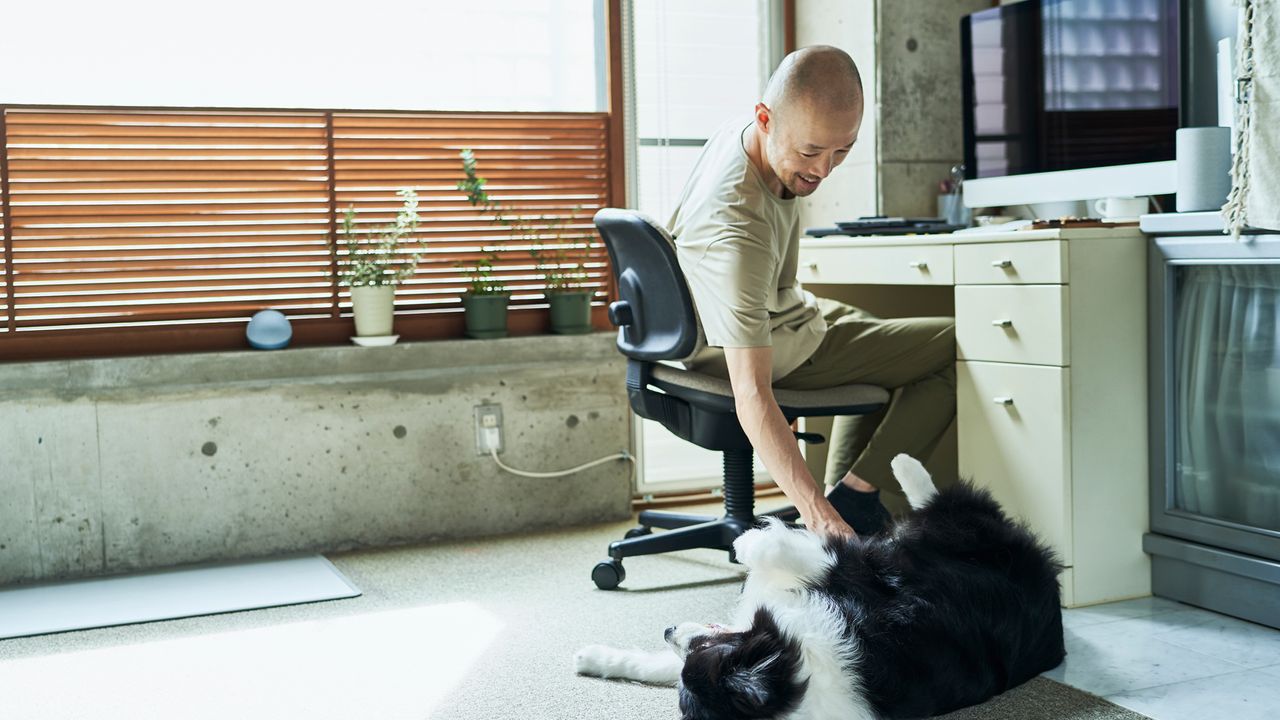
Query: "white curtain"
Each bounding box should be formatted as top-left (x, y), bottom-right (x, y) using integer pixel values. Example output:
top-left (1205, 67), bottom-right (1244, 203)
top-left (1175, 264), bottom-right (1280, 530)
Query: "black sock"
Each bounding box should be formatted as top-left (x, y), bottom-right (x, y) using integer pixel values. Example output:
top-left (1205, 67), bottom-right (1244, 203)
top-left (827, 483), bottom-right (892, 536)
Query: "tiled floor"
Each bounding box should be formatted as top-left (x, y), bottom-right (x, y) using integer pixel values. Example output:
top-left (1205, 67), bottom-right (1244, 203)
top-left (1047, 596), bottom-right (1280, 720)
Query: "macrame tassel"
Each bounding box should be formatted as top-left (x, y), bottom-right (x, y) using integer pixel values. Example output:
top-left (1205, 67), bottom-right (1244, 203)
top-left (1223, 0), bottom-right (1255, 240)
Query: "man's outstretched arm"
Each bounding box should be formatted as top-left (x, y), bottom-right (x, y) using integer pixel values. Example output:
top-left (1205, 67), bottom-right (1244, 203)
top-left (723, 346), bottom-right (856, 539)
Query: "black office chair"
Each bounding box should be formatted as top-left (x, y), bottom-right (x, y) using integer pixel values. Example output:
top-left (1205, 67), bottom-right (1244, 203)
top-left (591, 208), bottom-right (890, 590)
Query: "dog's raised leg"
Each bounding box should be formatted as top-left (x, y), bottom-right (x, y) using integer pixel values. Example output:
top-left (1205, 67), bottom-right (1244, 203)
top-left (732, 518), bottom-right (836, 611)
top-left (891, 453), bottom-right (938, 511)
top-left (574, 645), bottom-right (682, 686)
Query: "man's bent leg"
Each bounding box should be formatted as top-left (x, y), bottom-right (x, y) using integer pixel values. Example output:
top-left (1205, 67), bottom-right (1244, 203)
top-left (845, 364), bottom-right (956, 516)
top-left (777, 306), bottom-right (956, 518)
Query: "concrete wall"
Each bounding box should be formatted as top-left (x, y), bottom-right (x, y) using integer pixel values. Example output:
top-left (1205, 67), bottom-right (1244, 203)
top-left (876, 0), bottom-right (990, 217)
top-left (0, 334), bottom-right (633, 587)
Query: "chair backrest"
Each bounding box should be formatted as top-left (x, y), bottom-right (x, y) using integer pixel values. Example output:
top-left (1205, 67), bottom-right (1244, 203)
top-left (594, 208), bottom-right (699, 362)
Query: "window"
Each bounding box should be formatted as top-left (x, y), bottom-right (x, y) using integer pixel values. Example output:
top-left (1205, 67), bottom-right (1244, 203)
top-left (633, 0), bottom-right (784, 221)
top-left (0, 2), bottom-right (624, 361)
top-left (0, 1), bottom-right (606, 113)
top-left (628, 0), bottom-right (788, 493)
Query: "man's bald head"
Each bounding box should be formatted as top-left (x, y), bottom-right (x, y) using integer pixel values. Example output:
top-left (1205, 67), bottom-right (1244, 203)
top-left (747, 46), bottom-right (864, 198)
top-left (762, 46), bottom-right (864, 120)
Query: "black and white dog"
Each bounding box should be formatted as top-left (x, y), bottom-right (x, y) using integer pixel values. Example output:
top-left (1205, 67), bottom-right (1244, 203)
top-left (576, 454), bottom-right (1066, 719)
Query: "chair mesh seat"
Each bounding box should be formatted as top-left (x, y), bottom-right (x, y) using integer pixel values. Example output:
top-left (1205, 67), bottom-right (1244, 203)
top-left (650, 364), bottom-right (890, 417)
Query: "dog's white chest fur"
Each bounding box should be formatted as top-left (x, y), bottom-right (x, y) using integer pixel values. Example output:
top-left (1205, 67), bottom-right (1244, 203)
top-left (733, 520), bottom-right (875, 720)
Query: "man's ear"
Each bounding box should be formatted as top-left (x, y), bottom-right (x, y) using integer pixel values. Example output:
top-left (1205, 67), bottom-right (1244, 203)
top-left (754, 102), bottom-right (772, 135)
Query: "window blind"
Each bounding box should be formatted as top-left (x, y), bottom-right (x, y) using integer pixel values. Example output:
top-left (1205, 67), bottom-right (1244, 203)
top-left (332, 113), bottom-right (610, 315)
top-left (0, 106), bottom-right (612, 360)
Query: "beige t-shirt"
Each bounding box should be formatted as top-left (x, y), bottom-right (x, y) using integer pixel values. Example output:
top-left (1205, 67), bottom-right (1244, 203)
top-left (668, 118), bottom-right (826, 381)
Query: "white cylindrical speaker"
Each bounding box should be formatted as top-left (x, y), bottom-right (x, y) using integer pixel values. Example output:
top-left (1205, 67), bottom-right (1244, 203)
top-left (1176, 126), bottom-right (1233, 212)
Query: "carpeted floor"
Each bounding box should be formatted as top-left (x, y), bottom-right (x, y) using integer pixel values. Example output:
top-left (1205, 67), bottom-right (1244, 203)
top-left (0, 505), bottom-right (1149, 720)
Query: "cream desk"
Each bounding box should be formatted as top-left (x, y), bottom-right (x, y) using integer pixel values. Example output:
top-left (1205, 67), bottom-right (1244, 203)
top-left (799, 226), bottom-right (1149, 607)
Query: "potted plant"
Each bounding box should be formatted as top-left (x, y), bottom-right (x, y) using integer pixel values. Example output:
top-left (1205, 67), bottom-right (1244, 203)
top-left (336, 188), bottom-right (423, 342)
top-left (456, 149), bottom-right (512, 338)
top-left (530, 211), bottom-right (593, 335)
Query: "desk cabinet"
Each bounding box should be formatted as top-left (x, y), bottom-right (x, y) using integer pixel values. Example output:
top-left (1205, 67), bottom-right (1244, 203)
top-left (801, 228), bottom-right (1149, 607)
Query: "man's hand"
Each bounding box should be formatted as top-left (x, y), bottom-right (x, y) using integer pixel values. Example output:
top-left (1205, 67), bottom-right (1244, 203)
top-left (804, 500), bottom-right (859, 541)
top-left (723, 346), bottom-right (859, 542)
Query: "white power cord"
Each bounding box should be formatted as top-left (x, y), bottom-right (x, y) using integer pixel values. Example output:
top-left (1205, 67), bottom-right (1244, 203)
top-left (489, 446), bottom-right (635, 479)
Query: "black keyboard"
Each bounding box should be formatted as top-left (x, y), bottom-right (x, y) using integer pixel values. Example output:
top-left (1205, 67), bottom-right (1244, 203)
top-left (807, 218), bottom-right (965, 237)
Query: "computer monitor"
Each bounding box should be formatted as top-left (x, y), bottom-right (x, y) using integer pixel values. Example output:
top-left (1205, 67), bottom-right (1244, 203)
top-left (960, 0), bottom-right (1180, 208)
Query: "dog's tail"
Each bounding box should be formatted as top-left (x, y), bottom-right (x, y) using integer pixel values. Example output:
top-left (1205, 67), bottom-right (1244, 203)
top-left (891, 453), bottom-right (938, 511)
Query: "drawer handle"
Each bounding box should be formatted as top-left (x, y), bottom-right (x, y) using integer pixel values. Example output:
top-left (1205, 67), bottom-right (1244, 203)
top-left (805, 261), bottom-right (818, 271)
top-left (993, 396), bottom-right (1014, 406)
top-left (991, 259), bottom-right (1013, 269)
top-left (991, 319), bottom-right (1014, 328)
top-left (908, 261), bottom-right (928, 270)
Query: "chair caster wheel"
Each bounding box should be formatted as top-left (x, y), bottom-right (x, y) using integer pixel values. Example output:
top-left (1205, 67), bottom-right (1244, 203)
top-left (592, 560), bottom-right (625, 590)
top-left (624, 526), bottom-right (652, 539)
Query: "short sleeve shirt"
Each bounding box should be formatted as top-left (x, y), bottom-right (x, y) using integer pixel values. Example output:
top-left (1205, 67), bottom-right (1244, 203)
top-left (667, 118), bottom-right (826, 381)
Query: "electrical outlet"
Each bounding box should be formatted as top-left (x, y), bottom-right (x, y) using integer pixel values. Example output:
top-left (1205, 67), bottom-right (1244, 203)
top-left (474, 404), bottom-right (504, 456)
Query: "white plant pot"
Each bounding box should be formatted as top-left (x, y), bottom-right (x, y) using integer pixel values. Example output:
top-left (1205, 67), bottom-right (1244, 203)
top-left (350, 284), bottom-right (395, 337)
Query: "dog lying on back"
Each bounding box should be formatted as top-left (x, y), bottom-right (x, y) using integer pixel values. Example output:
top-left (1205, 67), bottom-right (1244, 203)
top-left (576, 454), bottom-right (1066, 719)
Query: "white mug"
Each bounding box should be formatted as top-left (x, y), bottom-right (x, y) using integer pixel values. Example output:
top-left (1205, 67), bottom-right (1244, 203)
top-left (1093, 196), bottom-right (1148, 219)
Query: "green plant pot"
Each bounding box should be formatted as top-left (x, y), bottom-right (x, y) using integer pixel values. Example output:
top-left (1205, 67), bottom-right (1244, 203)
top-left (462, 293), bottom-right (511, 339)
top-left (548, 290), bottom-right (593, 335)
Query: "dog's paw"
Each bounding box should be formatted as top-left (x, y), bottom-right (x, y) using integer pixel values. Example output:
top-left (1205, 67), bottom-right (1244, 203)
top-left (735, 519), bottom-right (834, 590)
top-left (732, 525), bottom-right (770, 568)
top-left (891, 453), bottom-right (937, 510)
top-left (574, 644), bottom-right (618, 677)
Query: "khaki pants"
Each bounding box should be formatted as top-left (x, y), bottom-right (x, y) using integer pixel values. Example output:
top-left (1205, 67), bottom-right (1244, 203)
top-left (775, 298), bottom-right (956, 516)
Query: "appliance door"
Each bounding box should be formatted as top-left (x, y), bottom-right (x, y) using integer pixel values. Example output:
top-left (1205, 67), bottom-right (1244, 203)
top-left (1150, 235), bottom-right (1280, 559)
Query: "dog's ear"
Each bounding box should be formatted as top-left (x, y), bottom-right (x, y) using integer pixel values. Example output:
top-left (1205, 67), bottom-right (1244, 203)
top-left (678, 610), bottom-right (806, 720)
top-left (719, 610), bottom-right (806, 718)
top-left (723, 650), bottom-right (783, 709)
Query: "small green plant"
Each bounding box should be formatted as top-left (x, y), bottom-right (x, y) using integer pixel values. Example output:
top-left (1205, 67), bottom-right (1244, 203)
top-left (458, 149), bottom-right (587, 295)
top-left (528, 209), bottom-right (587, 293)
top-left (456, 149), bottom-right (507, 295)
top-left (336, 188), bottom-right (423, 287)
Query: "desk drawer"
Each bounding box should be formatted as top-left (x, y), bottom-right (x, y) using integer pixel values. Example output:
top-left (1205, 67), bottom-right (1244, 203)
top-left (958, 360), bottom-right (1072, 565)
top-left (956, 240), bottom-right (1067, 285)
top-left (798, 245), bottom-right (953, 286)
top-left (956, 285), bottom-right (1069, 365)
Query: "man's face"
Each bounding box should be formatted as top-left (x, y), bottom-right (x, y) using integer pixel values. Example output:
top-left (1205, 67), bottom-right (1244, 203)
top-left (762, 102), bottom-right (862, 198)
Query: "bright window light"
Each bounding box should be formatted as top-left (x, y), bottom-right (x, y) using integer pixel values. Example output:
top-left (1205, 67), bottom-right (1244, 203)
top-left (0, 1), bottom-right (603, 111)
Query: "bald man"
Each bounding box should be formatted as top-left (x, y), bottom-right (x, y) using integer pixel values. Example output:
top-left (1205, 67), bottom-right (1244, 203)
top-left (668, 46), bottom-right (956, 540)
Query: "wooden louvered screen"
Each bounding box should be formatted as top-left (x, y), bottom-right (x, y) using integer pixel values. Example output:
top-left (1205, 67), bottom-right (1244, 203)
top-left (332, 113), bottom-right (610, 316)
top-left (0, 107), bottom-right (614, 361)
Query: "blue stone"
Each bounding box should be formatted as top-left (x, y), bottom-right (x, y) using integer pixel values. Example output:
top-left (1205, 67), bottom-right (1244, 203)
top-left (246, 309), bottom-right (292, 350)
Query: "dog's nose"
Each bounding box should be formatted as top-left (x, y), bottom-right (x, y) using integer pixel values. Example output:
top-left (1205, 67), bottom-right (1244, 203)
top-left (664, 626), bottom-right (675, 642)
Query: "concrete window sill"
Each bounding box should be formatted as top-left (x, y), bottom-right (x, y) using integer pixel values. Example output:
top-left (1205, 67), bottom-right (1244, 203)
top-left (0, 331), bottom-right (620, 396)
